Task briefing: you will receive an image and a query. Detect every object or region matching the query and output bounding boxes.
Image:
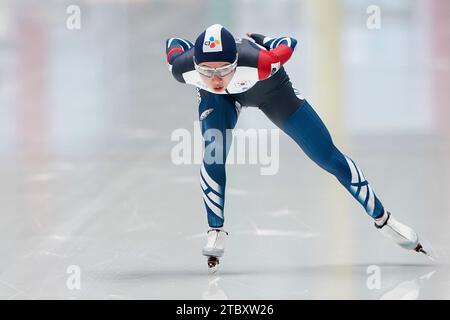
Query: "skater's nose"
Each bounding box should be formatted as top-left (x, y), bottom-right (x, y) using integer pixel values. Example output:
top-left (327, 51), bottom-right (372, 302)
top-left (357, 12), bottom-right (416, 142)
top-left (212, 75), bottom-right (223, 84)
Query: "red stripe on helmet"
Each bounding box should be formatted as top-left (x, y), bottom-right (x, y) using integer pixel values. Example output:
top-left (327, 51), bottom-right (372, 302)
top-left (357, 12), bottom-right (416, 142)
top-left (166, 47), bottom-right (184, 63)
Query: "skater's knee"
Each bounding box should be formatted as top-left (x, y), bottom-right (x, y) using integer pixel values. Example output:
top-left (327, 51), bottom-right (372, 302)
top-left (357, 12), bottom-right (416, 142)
top-left (203, 142), bottom-right (227, 165)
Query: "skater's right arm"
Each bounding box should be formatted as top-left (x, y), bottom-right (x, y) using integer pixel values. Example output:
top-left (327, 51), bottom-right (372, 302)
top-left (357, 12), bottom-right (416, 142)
top-left (165, 37), bottom-right (195, 83)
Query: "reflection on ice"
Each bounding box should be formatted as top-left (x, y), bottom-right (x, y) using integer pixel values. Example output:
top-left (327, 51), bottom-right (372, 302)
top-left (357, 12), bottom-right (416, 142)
top-left (202, 276), bottom-right (228, 300)
top-left (380, 270), bottom-right (436, 300)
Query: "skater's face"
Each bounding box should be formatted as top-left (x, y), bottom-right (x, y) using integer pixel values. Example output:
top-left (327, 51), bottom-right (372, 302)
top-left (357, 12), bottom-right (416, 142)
top-left (196, 61), bottom-right (236, 93)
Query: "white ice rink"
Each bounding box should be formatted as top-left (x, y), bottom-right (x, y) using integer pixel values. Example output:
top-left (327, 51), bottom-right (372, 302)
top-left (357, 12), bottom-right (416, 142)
top-left (0, 0), bottom-right (449, 299)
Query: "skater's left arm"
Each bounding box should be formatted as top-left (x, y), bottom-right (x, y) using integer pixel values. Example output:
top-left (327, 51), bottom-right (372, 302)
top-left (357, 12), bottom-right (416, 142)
top-left (246, 32), bottom-right (298, 80)
top-left (247, 32), bottom-right (298, 65)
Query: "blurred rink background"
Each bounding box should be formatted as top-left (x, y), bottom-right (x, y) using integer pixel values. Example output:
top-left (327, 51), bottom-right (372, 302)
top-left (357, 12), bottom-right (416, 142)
top-left (0, 0), bottom-right (449, 299)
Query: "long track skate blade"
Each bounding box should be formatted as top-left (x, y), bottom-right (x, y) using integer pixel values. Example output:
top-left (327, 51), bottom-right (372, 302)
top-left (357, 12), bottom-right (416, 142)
top-left (207, 257), bottom-right (219, 274)
top-left (208, 265), bottom-right (219, 274)
top-left (415, 244), bottom-right (435, 261)
top-left (421, 250), bottom-right (435, 262)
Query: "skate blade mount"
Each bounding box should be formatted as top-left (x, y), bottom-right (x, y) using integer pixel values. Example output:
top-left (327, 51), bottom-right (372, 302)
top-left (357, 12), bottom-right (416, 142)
top-left (207, 256), bottom-right (219, 274)
top-left (415, 243), bottom-right (435, 261)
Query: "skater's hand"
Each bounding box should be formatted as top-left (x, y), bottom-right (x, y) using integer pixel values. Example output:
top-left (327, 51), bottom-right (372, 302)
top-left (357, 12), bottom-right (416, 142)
top-left (247, 33), bottom-right (298, 52)
top-left (165, 37), bottom-right (194, 54)
top-left (246, 32), bottom-right (271, 49)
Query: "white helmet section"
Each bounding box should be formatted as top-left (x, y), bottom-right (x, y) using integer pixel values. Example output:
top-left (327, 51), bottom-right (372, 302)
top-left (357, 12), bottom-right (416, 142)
top-left (202, 24), bottom-right (224, 53)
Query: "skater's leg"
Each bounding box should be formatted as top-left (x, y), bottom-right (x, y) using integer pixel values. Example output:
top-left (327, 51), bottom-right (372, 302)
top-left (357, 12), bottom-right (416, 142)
top-left (265, 99), bottom-right (385, 219)
top-left (260, 85), bottom-right (428, 256)
top-left (282, 100), bottom-right (384, 218)
top-left (198, 89), bottom-right (239, 228)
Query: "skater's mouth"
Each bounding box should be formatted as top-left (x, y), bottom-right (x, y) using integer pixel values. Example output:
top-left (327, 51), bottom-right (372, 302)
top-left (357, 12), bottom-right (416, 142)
top-left (213, 86), bottom-right (224, 92)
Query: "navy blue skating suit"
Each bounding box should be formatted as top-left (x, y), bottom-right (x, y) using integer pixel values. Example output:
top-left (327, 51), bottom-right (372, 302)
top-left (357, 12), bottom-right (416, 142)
top-left (166, 34), bottom-right (385, 228)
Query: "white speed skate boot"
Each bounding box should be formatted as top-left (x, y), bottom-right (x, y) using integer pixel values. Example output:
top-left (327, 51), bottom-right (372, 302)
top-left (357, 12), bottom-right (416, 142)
top-left (375, 211), bottom-right (432, 259)
top-left (202, 228), bottom-right (228, 273)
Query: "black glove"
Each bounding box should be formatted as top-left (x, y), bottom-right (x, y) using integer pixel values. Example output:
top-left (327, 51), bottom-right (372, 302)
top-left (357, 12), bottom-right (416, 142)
top-left (246, 32), bottom-right (270, 50)
top-left (165, 38), bottom-right (194, 55)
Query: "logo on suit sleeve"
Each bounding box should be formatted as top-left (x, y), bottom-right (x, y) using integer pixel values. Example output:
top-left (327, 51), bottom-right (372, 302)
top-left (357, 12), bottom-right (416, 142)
top-left (270, 62), bottom-right (281, 75)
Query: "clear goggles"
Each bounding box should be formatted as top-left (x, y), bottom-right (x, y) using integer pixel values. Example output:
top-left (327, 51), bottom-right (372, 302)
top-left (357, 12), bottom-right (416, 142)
top-left (193, 54), bottom-right (238, 78)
